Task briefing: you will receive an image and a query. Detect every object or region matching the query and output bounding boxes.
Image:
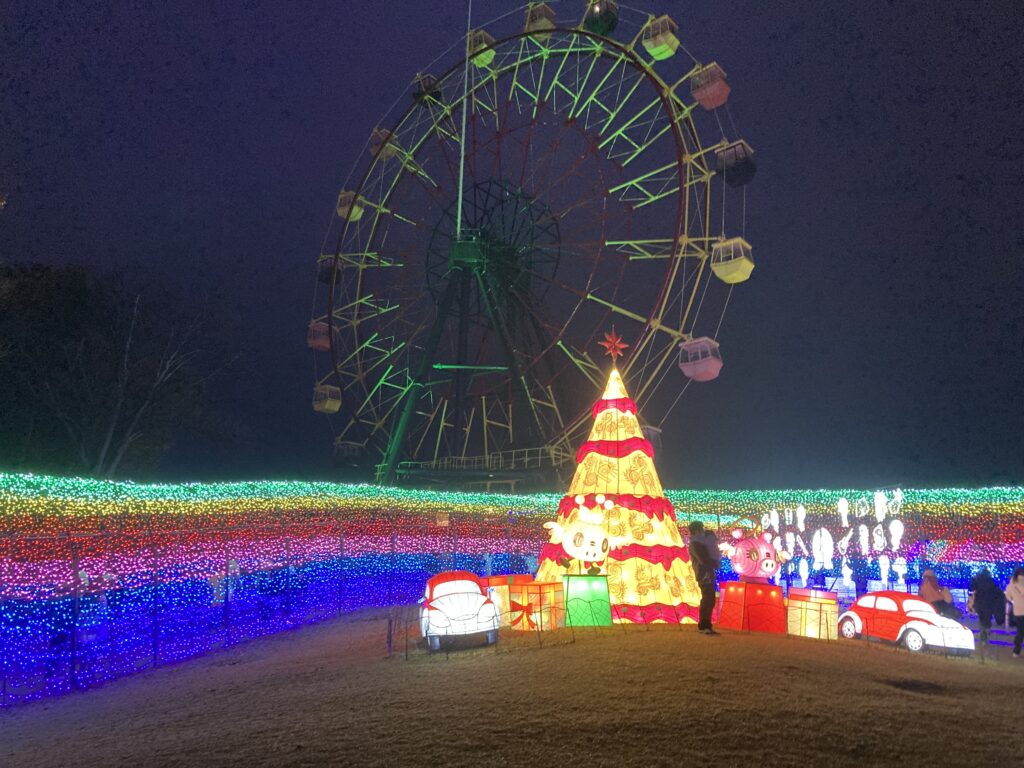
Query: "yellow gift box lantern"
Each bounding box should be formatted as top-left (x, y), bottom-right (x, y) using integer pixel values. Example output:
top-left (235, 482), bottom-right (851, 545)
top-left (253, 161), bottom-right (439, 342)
top-left (786, 587), bottom-right (839, 640)
top-left (508, 580), bottom-right (565, 631)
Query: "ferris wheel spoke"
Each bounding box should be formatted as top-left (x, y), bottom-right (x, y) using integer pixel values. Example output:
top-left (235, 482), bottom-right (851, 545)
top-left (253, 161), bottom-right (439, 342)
top-left (553, 339), bottom-right (603, 387)
top-left (469, 73), bottom-right (501, 132)
top-left (331, 294), bottom-right (400, 330)
top-left (504, 284), bottom-right (561, 341)
top-left (531, 140), bottom-right (602, 206)
top-left (514, 119), bottom-right (539, 189)
top-left (597, 94), bottom-right (664, 159)
top-left (604, 238), bottom-right (698, 261)
top-left (585, 291), bottom-right (683, 341)
top-left (539, 37), bottom-right (585, 113)
top-left (568, 52), bottom-right (628, 123)
top-left (405, 164), bottom-right (456, 212)
top-left (607, 161), bottom-right (688, 209)
top-left (630, 337), bottom-right (684, 407)
top-left (429, 136), bottom-right (464, 198)
top-left (471, 271), bottom-right (546, 442)
top-left (548, 192), bottom-right (604, 223)
top-left (521, 120), bottom-right (578, 198)
top-left (617, 120), bottom-right (674, 168)
top-left (508, 41), bottom-right (548, 121)
top-left (501, 290), bottom-right (575, 438)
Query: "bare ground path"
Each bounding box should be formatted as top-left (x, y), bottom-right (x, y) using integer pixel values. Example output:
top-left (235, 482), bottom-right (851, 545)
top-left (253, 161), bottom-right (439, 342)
top-left (2, 610), bottom-right (1022, 768)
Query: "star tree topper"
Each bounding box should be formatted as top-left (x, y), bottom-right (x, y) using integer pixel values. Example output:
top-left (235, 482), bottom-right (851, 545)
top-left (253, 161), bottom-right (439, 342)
top-left (598, 327), bottom-right (628, 362)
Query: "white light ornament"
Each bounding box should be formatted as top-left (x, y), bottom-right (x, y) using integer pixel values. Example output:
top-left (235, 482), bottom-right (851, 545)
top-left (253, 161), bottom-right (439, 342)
top-left (761, 489), bottom-right (905, 588)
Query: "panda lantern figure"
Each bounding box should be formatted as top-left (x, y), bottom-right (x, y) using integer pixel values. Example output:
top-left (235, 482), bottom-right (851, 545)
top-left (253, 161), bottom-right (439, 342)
top-left (722, 529), bottom-right (790, 583)
top-left (543, 495), bottom-right (625, 576)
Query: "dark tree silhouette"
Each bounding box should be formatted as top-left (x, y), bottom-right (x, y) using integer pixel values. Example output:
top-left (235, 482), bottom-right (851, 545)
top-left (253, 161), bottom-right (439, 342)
top-left (0, 264), bottom-right (232, 477)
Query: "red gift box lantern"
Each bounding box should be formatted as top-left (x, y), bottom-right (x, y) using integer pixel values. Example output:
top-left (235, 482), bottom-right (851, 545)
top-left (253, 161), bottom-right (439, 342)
top-left (717, 581), bottom-right (786, 634)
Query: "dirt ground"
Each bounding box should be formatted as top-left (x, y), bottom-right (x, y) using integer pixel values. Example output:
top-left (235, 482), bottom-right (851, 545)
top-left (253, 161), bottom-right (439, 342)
top-left (2, 610), bottom-right (1022, 768)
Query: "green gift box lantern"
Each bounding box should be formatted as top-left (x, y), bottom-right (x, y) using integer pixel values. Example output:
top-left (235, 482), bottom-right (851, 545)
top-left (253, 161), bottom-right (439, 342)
top-left (563, 575), bottom-right (613, 627)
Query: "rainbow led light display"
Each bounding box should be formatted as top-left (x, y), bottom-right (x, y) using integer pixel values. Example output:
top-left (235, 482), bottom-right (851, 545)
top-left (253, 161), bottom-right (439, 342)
top-left (1, 473), bottom-right (1022, 706)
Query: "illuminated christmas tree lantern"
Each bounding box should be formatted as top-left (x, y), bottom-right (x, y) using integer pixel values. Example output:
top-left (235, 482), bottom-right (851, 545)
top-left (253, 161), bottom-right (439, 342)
top-left (678, 337), bottom-right (723, 382)
top-left (482, 574), bottom-right (533, 627)
top-left (468, 29), bottom-right (496, 68)
top-left (715, 139), bottom-right (757, 187)
top-left (690, 62), bottom-right (730, 110)
top-left (524, 3), bottom-right (556, 42)
top-left (312, 384), bottom-right (341, 414)
top-left (508, 580), bottom-right (564, 631)
top-left (786, 587), bottom-right (839, 640)
top-left (563, 575), bottom-right (613, 627)
top-left (642, 15), bottom-right (679, 60)
top-left (711, 236), bottom-right (754, 285)
top-left (536, 331), bottom-right (702, 624)
top-left (336, 190), bottom-right (365, 221)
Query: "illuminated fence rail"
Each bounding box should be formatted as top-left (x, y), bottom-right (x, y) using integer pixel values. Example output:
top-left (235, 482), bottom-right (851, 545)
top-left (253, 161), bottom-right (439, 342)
top-left (1, 474), bottom-right (1023, 706)
top-left (394, 445), bottom-right (576, 474)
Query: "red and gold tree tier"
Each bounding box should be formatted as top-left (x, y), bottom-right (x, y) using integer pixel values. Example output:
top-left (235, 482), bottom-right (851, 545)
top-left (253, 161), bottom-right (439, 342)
top-left (535, 368), bottom-right (701, 623)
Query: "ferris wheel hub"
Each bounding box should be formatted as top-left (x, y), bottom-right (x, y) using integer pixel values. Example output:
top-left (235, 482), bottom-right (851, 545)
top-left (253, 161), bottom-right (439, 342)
top-left (426, 177), bottom-right (560, 313)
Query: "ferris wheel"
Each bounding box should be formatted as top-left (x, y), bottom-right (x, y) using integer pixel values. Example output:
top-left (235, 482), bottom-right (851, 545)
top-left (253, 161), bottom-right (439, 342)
top-left (308, 1), bottom-right (757, 488)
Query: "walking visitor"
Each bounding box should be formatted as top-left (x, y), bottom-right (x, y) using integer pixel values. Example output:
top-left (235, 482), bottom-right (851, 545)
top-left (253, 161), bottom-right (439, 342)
top-left (969, 567), bottom-right (1005, 643)
top-left (1004, 567), bottom-right (1024, 659)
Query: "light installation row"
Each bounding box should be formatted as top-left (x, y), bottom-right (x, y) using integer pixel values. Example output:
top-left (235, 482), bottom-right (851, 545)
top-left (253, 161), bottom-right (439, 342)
top-left (1, 471), bottom-right (1022, 705)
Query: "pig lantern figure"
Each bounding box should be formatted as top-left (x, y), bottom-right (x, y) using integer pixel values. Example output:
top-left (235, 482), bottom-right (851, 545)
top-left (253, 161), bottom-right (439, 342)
top-left (723, 529), bottom-right (789, 583)
top-left (544, 495), bottom-right (625, 575)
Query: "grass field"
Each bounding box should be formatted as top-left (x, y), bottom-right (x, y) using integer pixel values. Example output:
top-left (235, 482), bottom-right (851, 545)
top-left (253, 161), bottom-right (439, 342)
top-left (2, 610), bottom-right (1022, 768)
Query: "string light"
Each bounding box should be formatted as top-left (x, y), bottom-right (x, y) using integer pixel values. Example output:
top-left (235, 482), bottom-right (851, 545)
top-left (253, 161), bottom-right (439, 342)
top-left (1, 472), bottom-right (1021, 706)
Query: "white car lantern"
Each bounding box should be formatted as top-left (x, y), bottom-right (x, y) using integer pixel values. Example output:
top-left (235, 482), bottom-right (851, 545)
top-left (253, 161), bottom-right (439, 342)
top-left (420, 571), bottom-right (500, 651)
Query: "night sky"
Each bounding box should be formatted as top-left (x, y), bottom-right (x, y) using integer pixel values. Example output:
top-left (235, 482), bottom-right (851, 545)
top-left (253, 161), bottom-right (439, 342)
top-left (3, 1), bottom-right (1022, 489)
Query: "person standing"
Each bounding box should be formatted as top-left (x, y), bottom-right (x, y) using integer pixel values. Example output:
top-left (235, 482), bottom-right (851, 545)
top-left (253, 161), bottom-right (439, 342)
top-left (969, 567), bottom-right (1005, 644)
top-left (1004, 567), bottom-right (1024, 659)
top-left (687, 521), bottom-right (720, 635)
top-left (919, 569), bottom-right (962, 619)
